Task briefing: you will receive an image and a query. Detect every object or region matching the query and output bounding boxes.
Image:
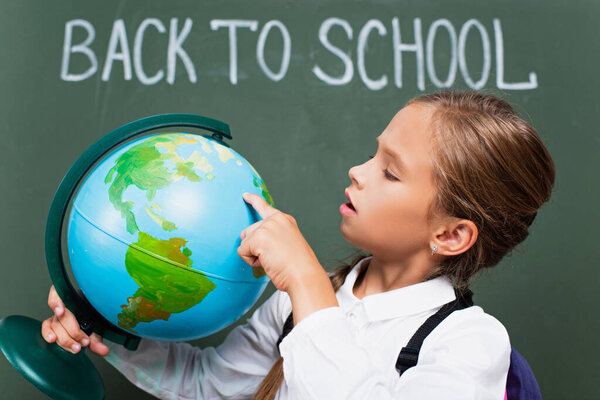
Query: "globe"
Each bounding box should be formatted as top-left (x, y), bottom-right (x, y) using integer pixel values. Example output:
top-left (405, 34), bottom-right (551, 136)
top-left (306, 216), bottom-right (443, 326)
top-left (67, 132), bottom-right (273, 342)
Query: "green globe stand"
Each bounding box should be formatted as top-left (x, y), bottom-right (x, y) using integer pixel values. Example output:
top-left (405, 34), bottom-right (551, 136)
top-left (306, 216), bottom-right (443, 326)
top-left (0, 316), bottom-right (103, 400)
top-left (0, 114), bottom-right (232, 399)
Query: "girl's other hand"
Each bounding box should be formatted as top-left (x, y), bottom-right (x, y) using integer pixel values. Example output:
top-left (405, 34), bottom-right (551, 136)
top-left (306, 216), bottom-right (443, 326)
top-left (41, 285), bottom-right (110, 357)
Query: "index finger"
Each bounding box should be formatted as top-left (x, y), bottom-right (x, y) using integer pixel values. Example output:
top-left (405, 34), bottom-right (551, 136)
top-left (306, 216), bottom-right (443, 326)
top-left (243, 192), bottom-right (279, 219)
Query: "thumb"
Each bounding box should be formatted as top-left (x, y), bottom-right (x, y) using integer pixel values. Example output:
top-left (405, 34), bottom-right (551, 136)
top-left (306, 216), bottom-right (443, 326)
top-left (89, 333), bottom-right (110, 357)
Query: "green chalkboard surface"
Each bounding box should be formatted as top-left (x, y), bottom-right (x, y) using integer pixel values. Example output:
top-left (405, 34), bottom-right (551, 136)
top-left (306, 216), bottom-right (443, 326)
top-left (1, 1), bottom-right (598, 399)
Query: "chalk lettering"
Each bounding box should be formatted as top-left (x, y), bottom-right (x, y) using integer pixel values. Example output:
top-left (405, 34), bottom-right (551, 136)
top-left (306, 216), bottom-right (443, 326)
top-left (102, 20), bottom-right (132, 81)
top-left (210, 19), bottom-right (259, 85)
top-left (59, 17), bottom-right (538, 91)
top-left (458, 19), bottom-right (491, 90)
top-left (392, 18), bottom-right (425, 91)
top-left (134, 18), bottom-right (166, 85)
top-left (494, 19), bottom-right (537, 90)
top-left (426, 19), bottom-right (457, 88)
top-left (256, 20), bottom-right (291, 82)
top-left (357, 19), bottom-right (388, 91)
top-left (312, 18), bottom-right (354, 85)
top-left (61, 19), bottom-right (97, 82)
top-left (168, 18), bottom-right (196, 84)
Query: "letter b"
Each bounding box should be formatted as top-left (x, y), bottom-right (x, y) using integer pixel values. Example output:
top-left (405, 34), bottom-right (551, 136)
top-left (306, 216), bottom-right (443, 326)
top-left (61, 19), bottom-right (98, 82)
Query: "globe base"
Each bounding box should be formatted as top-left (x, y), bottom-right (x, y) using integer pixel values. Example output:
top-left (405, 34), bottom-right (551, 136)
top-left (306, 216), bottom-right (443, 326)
top-left (0, 315), bottom-right (104, 400)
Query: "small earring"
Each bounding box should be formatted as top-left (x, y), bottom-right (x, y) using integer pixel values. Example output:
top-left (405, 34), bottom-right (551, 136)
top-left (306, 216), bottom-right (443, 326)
top-left (431, 245), bottom-right (438, 256)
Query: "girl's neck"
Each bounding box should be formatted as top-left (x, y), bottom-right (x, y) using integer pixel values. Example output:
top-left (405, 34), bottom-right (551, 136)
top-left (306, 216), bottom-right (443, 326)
top-left (352, 255), bottom-right (434, 300)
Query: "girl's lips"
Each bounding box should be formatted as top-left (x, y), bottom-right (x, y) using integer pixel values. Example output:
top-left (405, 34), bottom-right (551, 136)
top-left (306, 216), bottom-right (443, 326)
top-left (341, 190), bottom-right (357, 216)
top-left (340, 202), bottom-right (357, 216)
top-left (344, 189), bottom-right (357, 208)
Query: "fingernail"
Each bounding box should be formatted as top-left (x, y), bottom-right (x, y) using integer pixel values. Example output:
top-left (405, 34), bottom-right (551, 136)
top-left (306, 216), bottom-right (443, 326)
top-left (71, 343), bottom-right (81, 353)
top-left (54, 306), bottom-right (63, 315)
top-left (47, 333), bottom-right (55, 342)
top-left (81, 338), bottom-right (90, 346)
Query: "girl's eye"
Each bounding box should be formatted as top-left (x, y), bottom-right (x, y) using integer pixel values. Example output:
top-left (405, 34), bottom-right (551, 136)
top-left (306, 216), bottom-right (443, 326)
top-left (384, 169), bottom-right (399, 181)
top-left (370, 155), bottom-right (398, 181)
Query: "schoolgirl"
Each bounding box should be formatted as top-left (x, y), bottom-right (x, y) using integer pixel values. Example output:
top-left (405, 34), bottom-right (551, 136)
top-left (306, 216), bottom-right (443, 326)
top-left (43, 90), bottom-right (555, 399)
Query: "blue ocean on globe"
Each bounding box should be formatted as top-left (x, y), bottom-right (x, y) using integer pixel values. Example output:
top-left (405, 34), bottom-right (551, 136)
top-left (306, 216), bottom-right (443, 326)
top-left (67, 132), bottom-right (272, 341)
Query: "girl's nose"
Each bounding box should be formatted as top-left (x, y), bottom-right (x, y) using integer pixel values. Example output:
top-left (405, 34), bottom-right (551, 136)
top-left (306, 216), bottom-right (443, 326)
top-left (348, 165), bottom-right (364, 189)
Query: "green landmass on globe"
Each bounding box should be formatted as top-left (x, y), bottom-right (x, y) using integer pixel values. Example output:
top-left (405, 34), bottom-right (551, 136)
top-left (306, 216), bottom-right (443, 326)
top-left (100, 133), bottom-right (272, 333)
top-left (117, 232), bottom-right (217, 332)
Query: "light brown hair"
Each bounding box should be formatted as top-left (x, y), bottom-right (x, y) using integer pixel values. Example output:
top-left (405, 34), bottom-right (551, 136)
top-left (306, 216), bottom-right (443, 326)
top-left (253, 90), bottom-right (555, 399)
top-left (409, 91), bottom-right (555, 287)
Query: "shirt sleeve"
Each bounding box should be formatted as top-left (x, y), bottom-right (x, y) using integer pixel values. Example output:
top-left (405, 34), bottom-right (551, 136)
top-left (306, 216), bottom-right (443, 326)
top-left (104, 289), bottom-right (289, 400)
top-left (278, 306), bottom-right (510, 400)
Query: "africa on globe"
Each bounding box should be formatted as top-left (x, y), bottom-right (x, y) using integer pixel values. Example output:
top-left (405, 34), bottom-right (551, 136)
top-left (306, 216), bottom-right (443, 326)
top-left (67, 132), bottom-right (273, 341)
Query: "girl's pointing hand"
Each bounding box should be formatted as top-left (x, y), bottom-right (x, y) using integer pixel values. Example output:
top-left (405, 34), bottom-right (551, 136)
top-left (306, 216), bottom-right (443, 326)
top-left (238, 193), bottom-right (321, 293)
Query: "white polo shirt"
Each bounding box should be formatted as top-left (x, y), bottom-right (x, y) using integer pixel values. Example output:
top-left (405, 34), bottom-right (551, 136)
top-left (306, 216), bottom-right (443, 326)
top-left (105, 257), bottom-right (510, 399)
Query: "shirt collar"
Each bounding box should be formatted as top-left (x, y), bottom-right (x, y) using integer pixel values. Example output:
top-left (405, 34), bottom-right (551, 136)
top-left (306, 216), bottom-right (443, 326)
top-left (337, 256), bottom-right (456, 322)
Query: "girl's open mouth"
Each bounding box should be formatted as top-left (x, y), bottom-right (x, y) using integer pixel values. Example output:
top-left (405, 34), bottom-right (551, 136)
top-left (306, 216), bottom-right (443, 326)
top-left (341, 189), bottom-right (357, 215)
top-left (340, 201), bottom-right (357, 216)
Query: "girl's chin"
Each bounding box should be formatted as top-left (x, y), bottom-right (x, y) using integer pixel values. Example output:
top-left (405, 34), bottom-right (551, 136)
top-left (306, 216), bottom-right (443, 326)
top-left (340, 223), bottom-right (363, 247)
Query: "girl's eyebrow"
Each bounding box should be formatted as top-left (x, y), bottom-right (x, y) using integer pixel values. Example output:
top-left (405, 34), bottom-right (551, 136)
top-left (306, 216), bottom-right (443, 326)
top-left (376, 136), bottom-right (408, 174)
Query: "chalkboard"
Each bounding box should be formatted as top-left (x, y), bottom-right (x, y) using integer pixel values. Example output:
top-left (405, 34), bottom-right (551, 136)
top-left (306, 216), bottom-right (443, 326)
top-left (1, 1), bottom-right (598, 399)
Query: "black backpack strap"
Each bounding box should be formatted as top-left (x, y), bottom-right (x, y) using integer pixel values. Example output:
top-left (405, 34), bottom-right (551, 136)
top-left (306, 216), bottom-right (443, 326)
top-left (396, 289), bottom-right (474, 376)
top-left (276, 290), bottom-right (474, 371)
top-left (276, 312), bottom-right (294, 354)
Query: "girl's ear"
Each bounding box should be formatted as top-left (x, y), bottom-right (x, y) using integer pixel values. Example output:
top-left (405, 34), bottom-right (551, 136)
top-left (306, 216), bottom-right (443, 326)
top-left (432, 219), bottom-right (478, 257)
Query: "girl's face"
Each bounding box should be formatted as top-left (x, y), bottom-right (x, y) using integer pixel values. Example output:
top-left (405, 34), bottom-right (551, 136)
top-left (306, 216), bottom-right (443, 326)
top-left (341, 104), bottom-right (441, 263)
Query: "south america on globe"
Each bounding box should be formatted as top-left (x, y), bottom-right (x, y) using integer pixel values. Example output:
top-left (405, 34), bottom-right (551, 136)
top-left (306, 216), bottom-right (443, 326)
top-left (67, 133), bottom-right (272, 341)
